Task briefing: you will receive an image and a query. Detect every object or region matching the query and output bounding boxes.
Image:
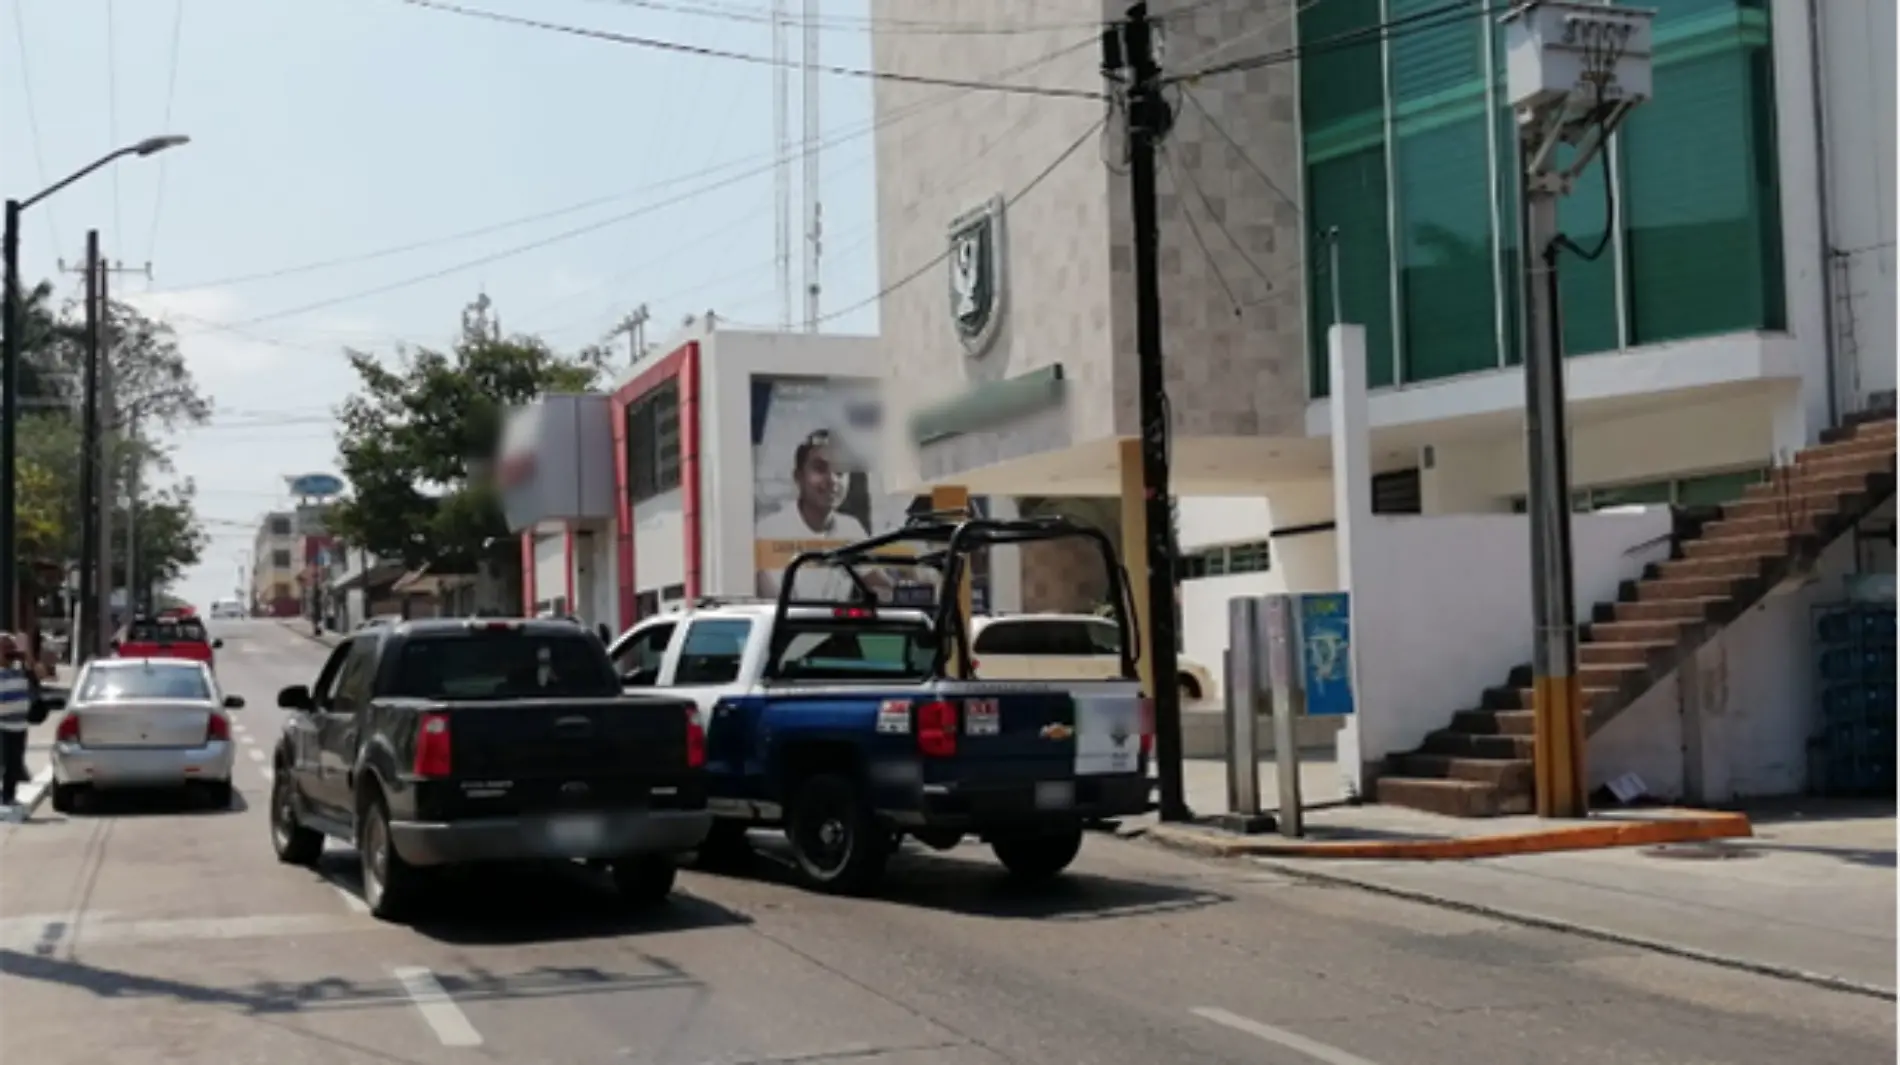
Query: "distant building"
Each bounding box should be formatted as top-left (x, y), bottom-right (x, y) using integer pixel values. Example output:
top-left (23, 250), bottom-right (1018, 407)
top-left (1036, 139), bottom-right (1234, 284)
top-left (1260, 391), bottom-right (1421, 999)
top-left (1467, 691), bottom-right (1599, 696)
top-left (249, 511), bottom-right (300, 617)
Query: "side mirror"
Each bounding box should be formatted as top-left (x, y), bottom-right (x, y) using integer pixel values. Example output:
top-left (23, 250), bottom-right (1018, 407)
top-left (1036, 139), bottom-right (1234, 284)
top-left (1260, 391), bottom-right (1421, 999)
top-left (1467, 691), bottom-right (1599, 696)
top-left (222, 694), bottom-right (246, 710)
top-left (621, 667), bottom-right (660, 688)
top-left (277, 684), bottom-right (314, 711)
top-left (212, 638), bottom-right (224, 649)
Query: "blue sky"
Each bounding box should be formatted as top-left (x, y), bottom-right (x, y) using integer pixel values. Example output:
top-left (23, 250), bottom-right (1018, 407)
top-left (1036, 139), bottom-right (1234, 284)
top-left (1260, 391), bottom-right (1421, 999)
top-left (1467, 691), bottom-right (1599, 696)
top-left (4, 0), bottom-right (878, 608)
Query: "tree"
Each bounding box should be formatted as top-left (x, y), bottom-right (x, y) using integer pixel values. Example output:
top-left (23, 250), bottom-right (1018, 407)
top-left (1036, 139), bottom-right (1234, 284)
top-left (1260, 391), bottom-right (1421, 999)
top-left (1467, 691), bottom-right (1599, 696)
top-left (115, 482), bottom-right (208, 591)
top-left (330, 297), bottom-right (605, 571)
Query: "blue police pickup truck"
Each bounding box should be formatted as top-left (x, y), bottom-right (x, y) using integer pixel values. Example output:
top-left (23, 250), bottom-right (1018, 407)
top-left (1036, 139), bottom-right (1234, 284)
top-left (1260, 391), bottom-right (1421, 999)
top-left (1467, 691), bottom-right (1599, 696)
top-left (606, 512), bottom-right (1155, 894)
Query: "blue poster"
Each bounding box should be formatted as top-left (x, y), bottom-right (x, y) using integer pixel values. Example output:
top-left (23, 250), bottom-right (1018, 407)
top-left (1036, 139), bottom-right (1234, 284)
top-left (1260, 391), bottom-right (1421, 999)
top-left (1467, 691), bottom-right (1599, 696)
top-left (1298, 592), bottom-right (1355, 717)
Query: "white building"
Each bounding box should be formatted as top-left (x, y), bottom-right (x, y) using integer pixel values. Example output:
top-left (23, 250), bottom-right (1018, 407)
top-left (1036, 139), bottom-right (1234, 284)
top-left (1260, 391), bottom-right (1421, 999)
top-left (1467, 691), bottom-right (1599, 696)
top-left (869, 0), bottom-right (1895, 812)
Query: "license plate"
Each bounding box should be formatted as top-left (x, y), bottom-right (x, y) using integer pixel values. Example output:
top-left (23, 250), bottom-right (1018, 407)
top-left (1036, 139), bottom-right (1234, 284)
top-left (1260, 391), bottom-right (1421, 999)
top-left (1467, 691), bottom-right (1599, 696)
top-left (1034, 781), bottom-right (1075, 810)
top-left (547, 815), bottom-right (605, 850)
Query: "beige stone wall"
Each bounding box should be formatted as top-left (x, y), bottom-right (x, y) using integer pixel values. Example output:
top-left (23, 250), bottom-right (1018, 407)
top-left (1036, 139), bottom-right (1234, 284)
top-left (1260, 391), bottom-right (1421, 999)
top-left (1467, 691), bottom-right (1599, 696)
top-left (1018, 537), bottom-right (1113, 614)
top-left (870, 1), bottom-right (1310, 491)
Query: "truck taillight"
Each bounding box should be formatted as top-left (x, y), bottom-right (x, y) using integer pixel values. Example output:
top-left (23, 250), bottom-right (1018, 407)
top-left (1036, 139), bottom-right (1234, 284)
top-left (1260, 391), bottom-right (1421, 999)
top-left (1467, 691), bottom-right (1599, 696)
top-left (55, 715), bottom-right (80, 744)
top-left (414, 712), bottom-right (453, 778)
top-left (206, 714), bottom-right (231, 743)
top-left (685, 707), bottom-right (706, 769)
top-left (1138, 696), bottom-right (1155, 757)
top-left (915, 700), bottom-right (958, 758)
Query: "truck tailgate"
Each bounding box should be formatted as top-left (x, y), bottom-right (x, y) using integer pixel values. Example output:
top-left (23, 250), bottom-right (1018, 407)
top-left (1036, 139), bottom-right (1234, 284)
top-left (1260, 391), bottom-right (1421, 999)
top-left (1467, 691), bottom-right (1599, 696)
top-left (935, 682), bottom-right (1147, 783)
top-left (432, 695), bottom-right (700, 816)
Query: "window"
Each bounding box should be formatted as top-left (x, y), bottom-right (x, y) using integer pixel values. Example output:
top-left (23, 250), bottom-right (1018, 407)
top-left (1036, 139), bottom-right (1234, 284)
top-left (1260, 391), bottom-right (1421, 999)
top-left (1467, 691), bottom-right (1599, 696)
top-left (1509, 467), bottom-right (1768, 512)
top-left (127, 618), bottom-right (208, 644)
top-left (1180, 540), bottom-right (1271, 581)
top-left (972, 620), bottom-right (1095, 656)
top-left (269, 516), bottom-right (292, 536)
top-left (1085, 621), bottom-right (1124, 656)
top-left (634, 591), bottom-right (661, 620)
top-left (389, 632), bottom-right (620, 700)
top-left (271, 549), bottom-right (293, 569)
top-left (331, 639), bottom-right (381, 712)
top-left (673, 619), bottom-right (750, 686)
top-left (772, 622), bottom-right (937, 681)
top-left (79, 662), bottom-right (211, 703)
top-left (625, 381), bottom-right (682, 505)
top-left (611, 623), bottom-right (675, 676)
top-left (660, 583), bottom-right (686, 603)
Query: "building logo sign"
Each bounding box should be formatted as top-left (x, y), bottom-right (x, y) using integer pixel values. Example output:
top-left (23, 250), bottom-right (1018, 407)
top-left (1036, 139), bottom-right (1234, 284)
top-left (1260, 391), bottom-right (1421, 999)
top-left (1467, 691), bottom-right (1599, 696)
top-left (948, 195), bottom-right (1007, 359)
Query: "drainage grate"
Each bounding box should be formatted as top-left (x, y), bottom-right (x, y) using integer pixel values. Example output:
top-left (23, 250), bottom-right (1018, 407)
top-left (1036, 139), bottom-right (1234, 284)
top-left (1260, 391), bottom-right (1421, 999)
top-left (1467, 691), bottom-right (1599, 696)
top-left (1640, 841), bottom-right (1759, 861)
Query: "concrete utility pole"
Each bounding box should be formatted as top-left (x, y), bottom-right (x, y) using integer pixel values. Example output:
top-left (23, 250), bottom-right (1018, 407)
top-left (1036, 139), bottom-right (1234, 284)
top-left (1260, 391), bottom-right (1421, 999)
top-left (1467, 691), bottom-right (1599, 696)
top-left (1503, 1), bottom-right (1654, 817)
top-left (1104, 3), bottom-right (1190, 823)
top-left (609, 304), bottom-right (650, 364)
top-left (802, 0), bottom-right (822, 331)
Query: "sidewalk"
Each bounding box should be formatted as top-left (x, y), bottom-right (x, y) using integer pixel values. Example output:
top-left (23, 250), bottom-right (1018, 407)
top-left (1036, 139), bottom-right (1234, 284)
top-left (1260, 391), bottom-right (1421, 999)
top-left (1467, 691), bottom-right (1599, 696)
top-left (4, 666), bottom-right (76, 822)
top-left (1155, 753), bottom-right (1895, 997)
top-left (279, 619), bottom-right (342, 647)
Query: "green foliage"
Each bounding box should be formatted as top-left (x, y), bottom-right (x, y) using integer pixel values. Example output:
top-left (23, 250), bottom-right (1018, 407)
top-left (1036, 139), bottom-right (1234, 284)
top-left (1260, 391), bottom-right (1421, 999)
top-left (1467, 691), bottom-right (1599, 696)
top-left (330, 298), bottom-right (604, 570)
top-left (117, 482), bottom-right (208, 589)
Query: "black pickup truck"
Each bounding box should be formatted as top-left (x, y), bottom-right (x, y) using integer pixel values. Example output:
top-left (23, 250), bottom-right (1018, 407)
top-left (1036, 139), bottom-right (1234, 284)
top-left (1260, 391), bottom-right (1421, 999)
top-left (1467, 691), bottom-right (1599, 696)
top-left (268, 617), bottom-right (711, 920)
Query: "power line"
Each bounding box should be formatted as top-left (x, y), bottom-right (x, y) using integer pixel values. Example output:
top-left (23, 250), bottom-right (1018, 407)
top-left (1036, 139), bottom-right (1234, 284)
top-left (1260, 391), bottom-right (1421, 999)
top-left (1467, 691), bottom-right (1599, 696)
top-left (574, 0), bottom-right (1111, 35)
top-left (395, 0), bottom-right (1105, 99)
top-left (153, 35), bottom-right (1098, 298)
top-left (1176, 85), bottom-right (1299, 216)
top-left (1166, 0), bottom-right (1492, 85)
top-left (8, 0), bottom-right (60, 251)
top-left (731, 115), bottom-right (1107, 330)
top-left (145, 0), bottom-right (188, 264)
top-left (106, 0), bottom-right (124, 239)
top-left (1161, 146), bottom-right (1242, 314)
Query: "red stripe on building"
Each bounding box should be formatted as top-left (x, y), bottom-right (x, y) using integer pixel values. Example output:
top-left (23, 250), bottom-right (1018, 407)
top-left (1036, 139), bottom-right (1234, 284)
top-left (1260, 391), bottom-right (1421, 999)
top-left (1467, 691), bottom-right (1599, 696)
top-left (611, 340), bottom-right (702, 628)
top-left (562, 525), bottom-right (576, 614)
top-left (519, 533), bottom-right (536, 615)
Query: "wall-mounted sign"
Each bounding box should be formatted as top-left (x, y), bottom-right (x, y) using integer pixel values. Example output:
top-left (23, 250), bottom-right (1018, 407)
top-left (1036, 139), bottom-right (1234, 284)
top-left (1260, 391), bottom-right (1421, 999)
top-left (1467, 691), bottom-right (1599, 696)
top-left (287, 473), bottom-right (345, 498)
top-left (948, 195), bottom-right (1007, 360)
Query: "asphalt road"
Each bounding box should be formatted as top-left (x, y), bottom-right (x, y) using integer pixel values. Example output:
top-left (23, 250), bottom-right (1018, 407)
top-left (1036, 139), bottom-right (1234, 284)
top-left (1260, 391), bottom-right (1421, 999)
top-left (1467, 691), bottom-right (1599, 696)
top-left (1, 619), bottom-right (1891, 1065)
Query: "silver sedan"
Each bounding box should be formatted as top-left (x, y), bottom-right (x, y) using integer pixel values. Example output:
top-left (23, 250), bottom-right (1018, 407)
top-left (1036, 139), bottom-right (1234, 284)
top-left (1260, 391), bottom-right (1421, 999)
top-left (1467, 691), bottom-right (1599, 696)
top-left (48, 658), bottom-right (246, 813)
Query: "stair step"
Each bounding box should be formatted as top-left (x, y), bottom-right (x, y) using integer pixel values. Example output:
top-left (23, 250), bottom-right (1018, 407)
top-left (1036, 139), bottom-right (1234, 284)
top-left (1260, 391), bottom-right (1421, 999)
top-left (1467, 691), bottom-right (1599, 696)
top-left (1578, 640), bottom-right (1676, 667)
top-left (1722, 491), bottom-right (1852, 522)
top-left (1393, 753), bottom-right (1534, 789)
top-left (1778, 450), bottom-right (1895, 480)
top-left (1605, 597), bottom-right (1729, 623)
top-left (1375, 776), bottom-right (1525, 818)
top-left (1451, 709), bottom-right (1593, 736)
top-left (1680, 532), bottom-right (1795, 560)
top-left (1485, 684), bottom-right (1618, 711)
top-left (1586, 617), bottom-right (1692, 643)
top-left (1421, 730), bottom-right (1534, 760)
top-left (1578, 662), bottom-right (1649, 691)
top-left (1634, 575), bottom-right (1748, 602)
top-left (1698, 513), bottom-right (1827, 540)
top-left (1651, 555), bottom-right (1768, 581)
top-left (1743, 470), bottom-right (1880, 500)
top-left (1798, 433), bottom-right (1896, 464)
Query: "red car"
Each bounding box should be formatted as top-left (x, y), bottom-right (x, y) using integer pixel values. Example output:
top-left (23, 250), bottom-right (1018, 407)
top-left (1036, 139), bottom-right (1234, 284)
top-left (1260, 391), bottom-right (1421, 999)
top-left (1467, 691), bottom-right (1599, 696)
top-left (113, 611), bottom-right (222, 669)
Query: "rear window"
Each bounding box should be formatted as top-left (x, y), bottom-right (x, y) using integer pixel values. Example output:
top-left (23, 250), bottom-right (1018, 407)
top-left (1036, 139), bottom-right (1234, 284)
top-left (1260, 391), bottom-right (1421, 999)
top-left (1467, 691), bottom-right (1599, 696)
top-left (80, 663), bottom-right (211, 702)
top-left (772, 623), bottom-right (937, 682)
top-left (126, 618), bottom-right (208, 644)
top-left (972, 620), bottom-right (1102, 656)
top-left (387, 633), bottom-right (620, 700)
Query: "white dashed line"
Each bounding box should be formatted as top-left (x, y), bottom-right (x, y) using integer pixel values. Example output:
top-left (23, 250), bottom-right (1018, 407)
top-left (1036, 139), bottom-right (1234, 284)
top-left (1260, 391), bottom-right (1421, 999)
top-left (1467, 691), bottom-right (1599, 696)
top-left (393, 966), bottom-right (482, 1047)
top-left (247, 747), bottom-right (267, 763)
top-left (1192, 1007), bottom-right (1383, 1065)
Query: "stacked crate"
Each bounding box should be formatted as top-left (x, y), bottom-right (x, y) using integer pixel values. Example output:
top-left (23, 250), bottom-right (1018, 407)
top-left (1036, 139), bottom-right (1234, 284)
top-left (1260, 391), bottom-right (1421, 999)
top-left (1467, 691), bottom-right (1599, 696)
top-left (1813, 601), bottom-right (1897, 797)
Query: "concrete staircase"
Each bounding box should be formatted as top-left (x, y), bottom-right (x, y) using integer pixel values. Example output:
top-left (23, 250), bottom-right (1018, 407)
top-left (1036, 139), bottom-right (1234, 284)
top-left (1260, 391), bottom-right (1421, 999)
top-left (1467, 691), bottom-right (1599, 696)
top-left (1375, 415), bottom-right (1898, 817)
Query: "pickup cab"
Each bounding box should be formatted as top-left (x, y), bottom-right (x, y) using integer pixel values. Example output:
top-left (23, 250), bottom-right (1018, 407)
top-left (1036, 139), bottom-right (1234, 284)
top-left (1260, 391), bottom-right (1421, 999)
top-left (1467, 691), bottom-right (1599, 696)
top-left (114, 611), bottom-right (222, 669)
top-left (268, 617), bottom-right (711, 920)
top-left (608, 512), bottom-right (1153, 895)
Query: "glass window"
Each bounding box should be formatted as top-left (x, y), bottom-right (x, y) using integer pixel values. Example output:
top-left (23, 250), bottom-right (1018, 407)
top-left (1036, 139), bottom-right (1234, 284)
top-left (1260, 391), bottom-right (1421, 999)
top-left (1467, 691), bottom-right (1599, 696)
top-left (269, 516), bottom-right (292, 536)
top-left (1301, 0), bottom-right (1396, 397)
top-left (1590, 480), bottom-right (1675, 509)
top-left (388, 632), bottom-right (620, 700)
top-left (271, 549), bottom-right (293, 569)
top-left (1389, 0), bottom-right (1498, 383)
top-left (80, 663), bottom-right (211, 703)
top-left (773, 623), bottom-right (937, 681)
top-left (612, 623), bottom-right (675, 676)
top-left (972, 621), bottom-right (1046, 655)
top-left (674, 619), bottom-right (751, 686)
top-left (126, 617), bottom-right (208, 644)
top-left (626, 381), bottom-right (683, 505)
top-left (1228, 541), bottom-right (1271, 573)
top-left (1677, 469), bottom-right (1764, 507)
top-left (1085, 620), bottom-right (1123, 656)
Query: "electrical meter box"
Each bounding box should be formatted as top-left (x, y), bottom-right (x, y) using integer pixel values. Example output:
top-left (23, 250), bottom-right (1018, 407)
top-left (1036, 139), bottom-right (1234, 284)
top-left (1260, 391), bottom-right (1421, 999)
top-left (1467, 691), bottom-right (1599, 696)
top-left (1502, 1), bottom-right (1656, 116)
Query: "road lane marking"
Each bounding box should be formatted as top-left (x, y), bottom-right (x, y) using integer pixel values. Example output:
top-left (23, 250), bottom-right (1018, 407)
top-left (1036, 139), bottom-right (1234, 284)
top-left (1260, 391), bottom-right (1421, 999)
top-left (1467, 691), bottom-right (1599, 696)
top-left (0, 912), bottom-right (363, 951)
top-left (1192, 1007), bottom-right (1382, 1065)
top-left (247, 747), bottom-right (267, 763)
top-left (393, 966), bottom-right (482, 1047)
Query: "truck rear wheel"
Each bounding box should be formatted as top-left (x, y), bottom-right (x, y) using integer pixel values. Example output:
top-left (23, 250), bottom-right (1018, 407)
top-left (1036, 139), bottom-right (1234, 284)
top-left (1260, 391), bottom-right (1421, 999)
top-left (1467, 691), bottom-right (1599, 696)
top-left (991, 827), bottom-right (1085, 883)
top-left (786, 773), bottom-right (889, 895)
top-left (358, 794), bottom-right (421, 921)
top-left (270, 771), bottom-right (324, 868)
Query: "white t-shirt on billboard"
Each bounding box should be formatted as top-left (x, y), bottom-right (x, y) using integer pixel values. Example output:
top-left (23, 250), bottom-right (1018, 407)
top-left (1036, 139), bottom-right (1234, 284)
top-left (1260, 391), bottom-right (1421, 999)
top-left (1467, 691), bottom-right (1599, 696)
top-left (756, 505), bottom-right (869, 601)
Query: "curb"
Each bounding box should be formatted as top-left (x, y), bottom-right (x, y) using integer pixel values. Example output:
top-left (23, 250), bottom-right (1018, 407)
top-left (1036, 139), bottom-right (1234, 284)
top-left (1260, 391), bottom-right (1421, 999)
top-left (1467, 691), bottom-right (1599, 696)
top-left (1143, 809), bottom-right (1753, 860)
top-left (277, 621), bottom-right (341, 649)
top-left (1249, 857), bottom-right (1897, 1002)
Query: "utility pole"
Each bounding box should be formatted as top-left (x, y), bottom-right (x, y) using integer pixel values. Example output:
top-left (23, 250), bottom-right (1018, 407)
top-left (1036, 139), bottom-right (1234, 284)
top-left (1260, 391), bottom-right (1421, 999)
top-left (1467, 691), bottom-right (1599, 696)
top-left (124, 409), bottom-right (140, 616)
top-left (1105, 3), bottom-right (1189, 823)
top-left (77, 233), bottom-right (102, 659)
top-left (609, 304), bottom-right (650, 364)
top-left (802, 0), bottom-right (822, 331)
top-left (0, 199), bottom-right (20, 630)
top-left (64, 254), bottom-right (148, 648)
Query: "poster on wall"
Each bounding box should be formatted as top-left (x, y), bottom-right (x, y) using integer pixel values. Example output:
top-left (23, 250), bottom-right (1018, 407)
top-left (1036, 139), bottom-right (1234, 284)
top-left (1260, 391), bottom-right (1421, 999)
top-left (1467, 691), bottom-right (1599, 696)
top-left (750, 375), bottom-right (991, 609)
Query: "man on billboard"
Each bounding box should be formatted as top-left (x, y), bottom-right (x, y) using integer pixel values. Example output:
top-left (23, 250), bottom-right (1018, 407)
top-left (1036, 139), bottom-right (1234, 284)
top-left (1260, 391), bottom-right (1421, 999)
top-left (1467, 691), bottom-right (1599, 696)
top-left (755, 430), bottom-right (872, 600)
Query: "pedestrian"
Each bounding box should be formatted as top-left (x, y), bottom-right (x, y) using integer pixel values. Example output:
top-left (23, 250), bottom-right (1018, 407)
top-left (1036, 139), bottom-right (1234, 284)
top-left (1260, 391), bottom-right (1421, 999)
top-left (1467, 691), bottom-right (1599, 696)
top-left (0, 631), bottom-right (41, 818)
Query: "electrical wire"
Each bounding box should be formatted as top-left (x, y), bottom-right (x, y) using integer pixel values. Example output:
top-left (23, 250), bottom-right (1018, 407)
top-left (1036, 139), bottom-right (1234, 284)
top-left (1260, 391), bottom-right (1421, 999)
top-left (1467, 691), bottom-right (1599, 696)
top-left (726, 116), bottom-right (1106, 330)
top-left (573, 0), bottom-right (1111, 35)
top-left (1166, 0), bottom-right (1497, 85)
top-left (1177, 84), bottom-right (1299, 217)
top-left (153, 34), bottom-right (1099, 298)
top-left (9, 0), bottom-right (60, 251)
top-left (106, 0), bottom-right (124, 240)
top-left (145, 0), bottom-right (188, 264)
top-left (397, 0), bottom-right (1105, 100)
top-left (1161, 147), bottom-right (1242, 315)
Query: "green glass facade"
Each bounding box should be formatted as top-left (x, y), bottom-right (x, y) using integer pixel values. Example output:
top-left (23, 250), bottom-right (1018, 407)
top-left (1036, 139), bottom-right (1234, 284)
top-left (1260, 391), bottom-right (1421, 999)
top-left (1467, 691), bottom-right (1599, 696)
top-left (1300, 0), bottom-right (1785, 397)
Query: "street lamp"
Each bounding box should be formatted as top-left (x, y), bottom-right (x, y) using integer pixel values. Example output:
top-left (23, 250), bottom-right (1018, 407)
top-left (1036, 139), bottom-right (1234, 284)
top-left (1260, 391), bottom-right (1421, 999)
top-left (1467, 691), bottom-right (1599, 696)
top-left (1, 134), bottom-right (189, 629)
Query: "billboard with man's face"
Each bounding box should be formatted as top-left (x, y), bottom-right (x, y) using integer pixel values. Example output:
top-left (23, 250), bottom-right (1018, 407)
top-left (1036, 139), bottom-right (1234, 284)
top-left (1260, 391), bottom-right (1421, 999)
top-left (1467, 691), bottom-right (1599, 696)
top-left (749, 376), bottom-right (990, 607)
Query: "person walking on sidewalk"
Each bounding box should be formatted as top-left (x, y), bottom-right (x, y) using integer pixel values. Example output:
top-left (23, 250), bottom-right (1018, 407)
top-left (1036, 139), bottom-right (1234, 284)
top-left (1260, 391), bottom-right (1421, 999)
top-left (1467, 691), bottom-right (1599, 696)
top-left (0, 631), bottom-right (42, 818)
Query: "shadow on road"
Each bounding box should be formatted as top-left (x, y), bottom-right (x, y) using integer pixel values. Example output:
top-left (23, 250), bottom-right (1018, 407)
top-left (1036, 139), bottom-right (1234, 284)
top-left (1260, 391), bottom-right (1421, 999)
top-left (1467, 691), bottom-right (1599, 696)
top-left (51, 785), bottom-right (249, 820)
top-left (316, 851), bottom-right (752, 945)
top-left (696, 835), bottom-right (1233, 921)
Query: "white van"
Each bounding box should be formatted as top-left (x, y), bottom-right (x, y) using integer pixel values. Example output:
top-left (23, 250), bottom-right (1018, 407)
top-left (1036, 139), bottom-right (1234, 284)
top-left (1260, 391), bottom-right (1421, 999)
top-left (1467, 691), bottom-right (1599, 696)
top-left (966, 613), bottom-right (1216, 703)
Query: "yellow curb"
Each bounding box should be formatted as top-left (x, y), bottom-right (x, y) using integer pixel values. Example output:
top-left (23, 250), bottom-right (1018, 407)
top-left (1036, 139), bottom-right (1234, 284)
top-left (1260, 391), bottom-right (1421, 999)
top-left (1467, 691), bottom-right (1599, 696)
top-left (1146, 808), bottom-right (1753, 860)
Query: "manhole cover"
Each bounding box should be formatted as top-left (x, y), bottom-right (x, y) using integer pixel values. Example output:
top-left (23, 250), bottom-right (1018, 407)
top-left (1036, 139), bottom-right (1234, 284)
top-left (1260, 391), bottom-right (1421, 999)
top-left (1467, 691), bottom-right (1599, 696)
top-left (1640, 842), bottom-right (1757, 861)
